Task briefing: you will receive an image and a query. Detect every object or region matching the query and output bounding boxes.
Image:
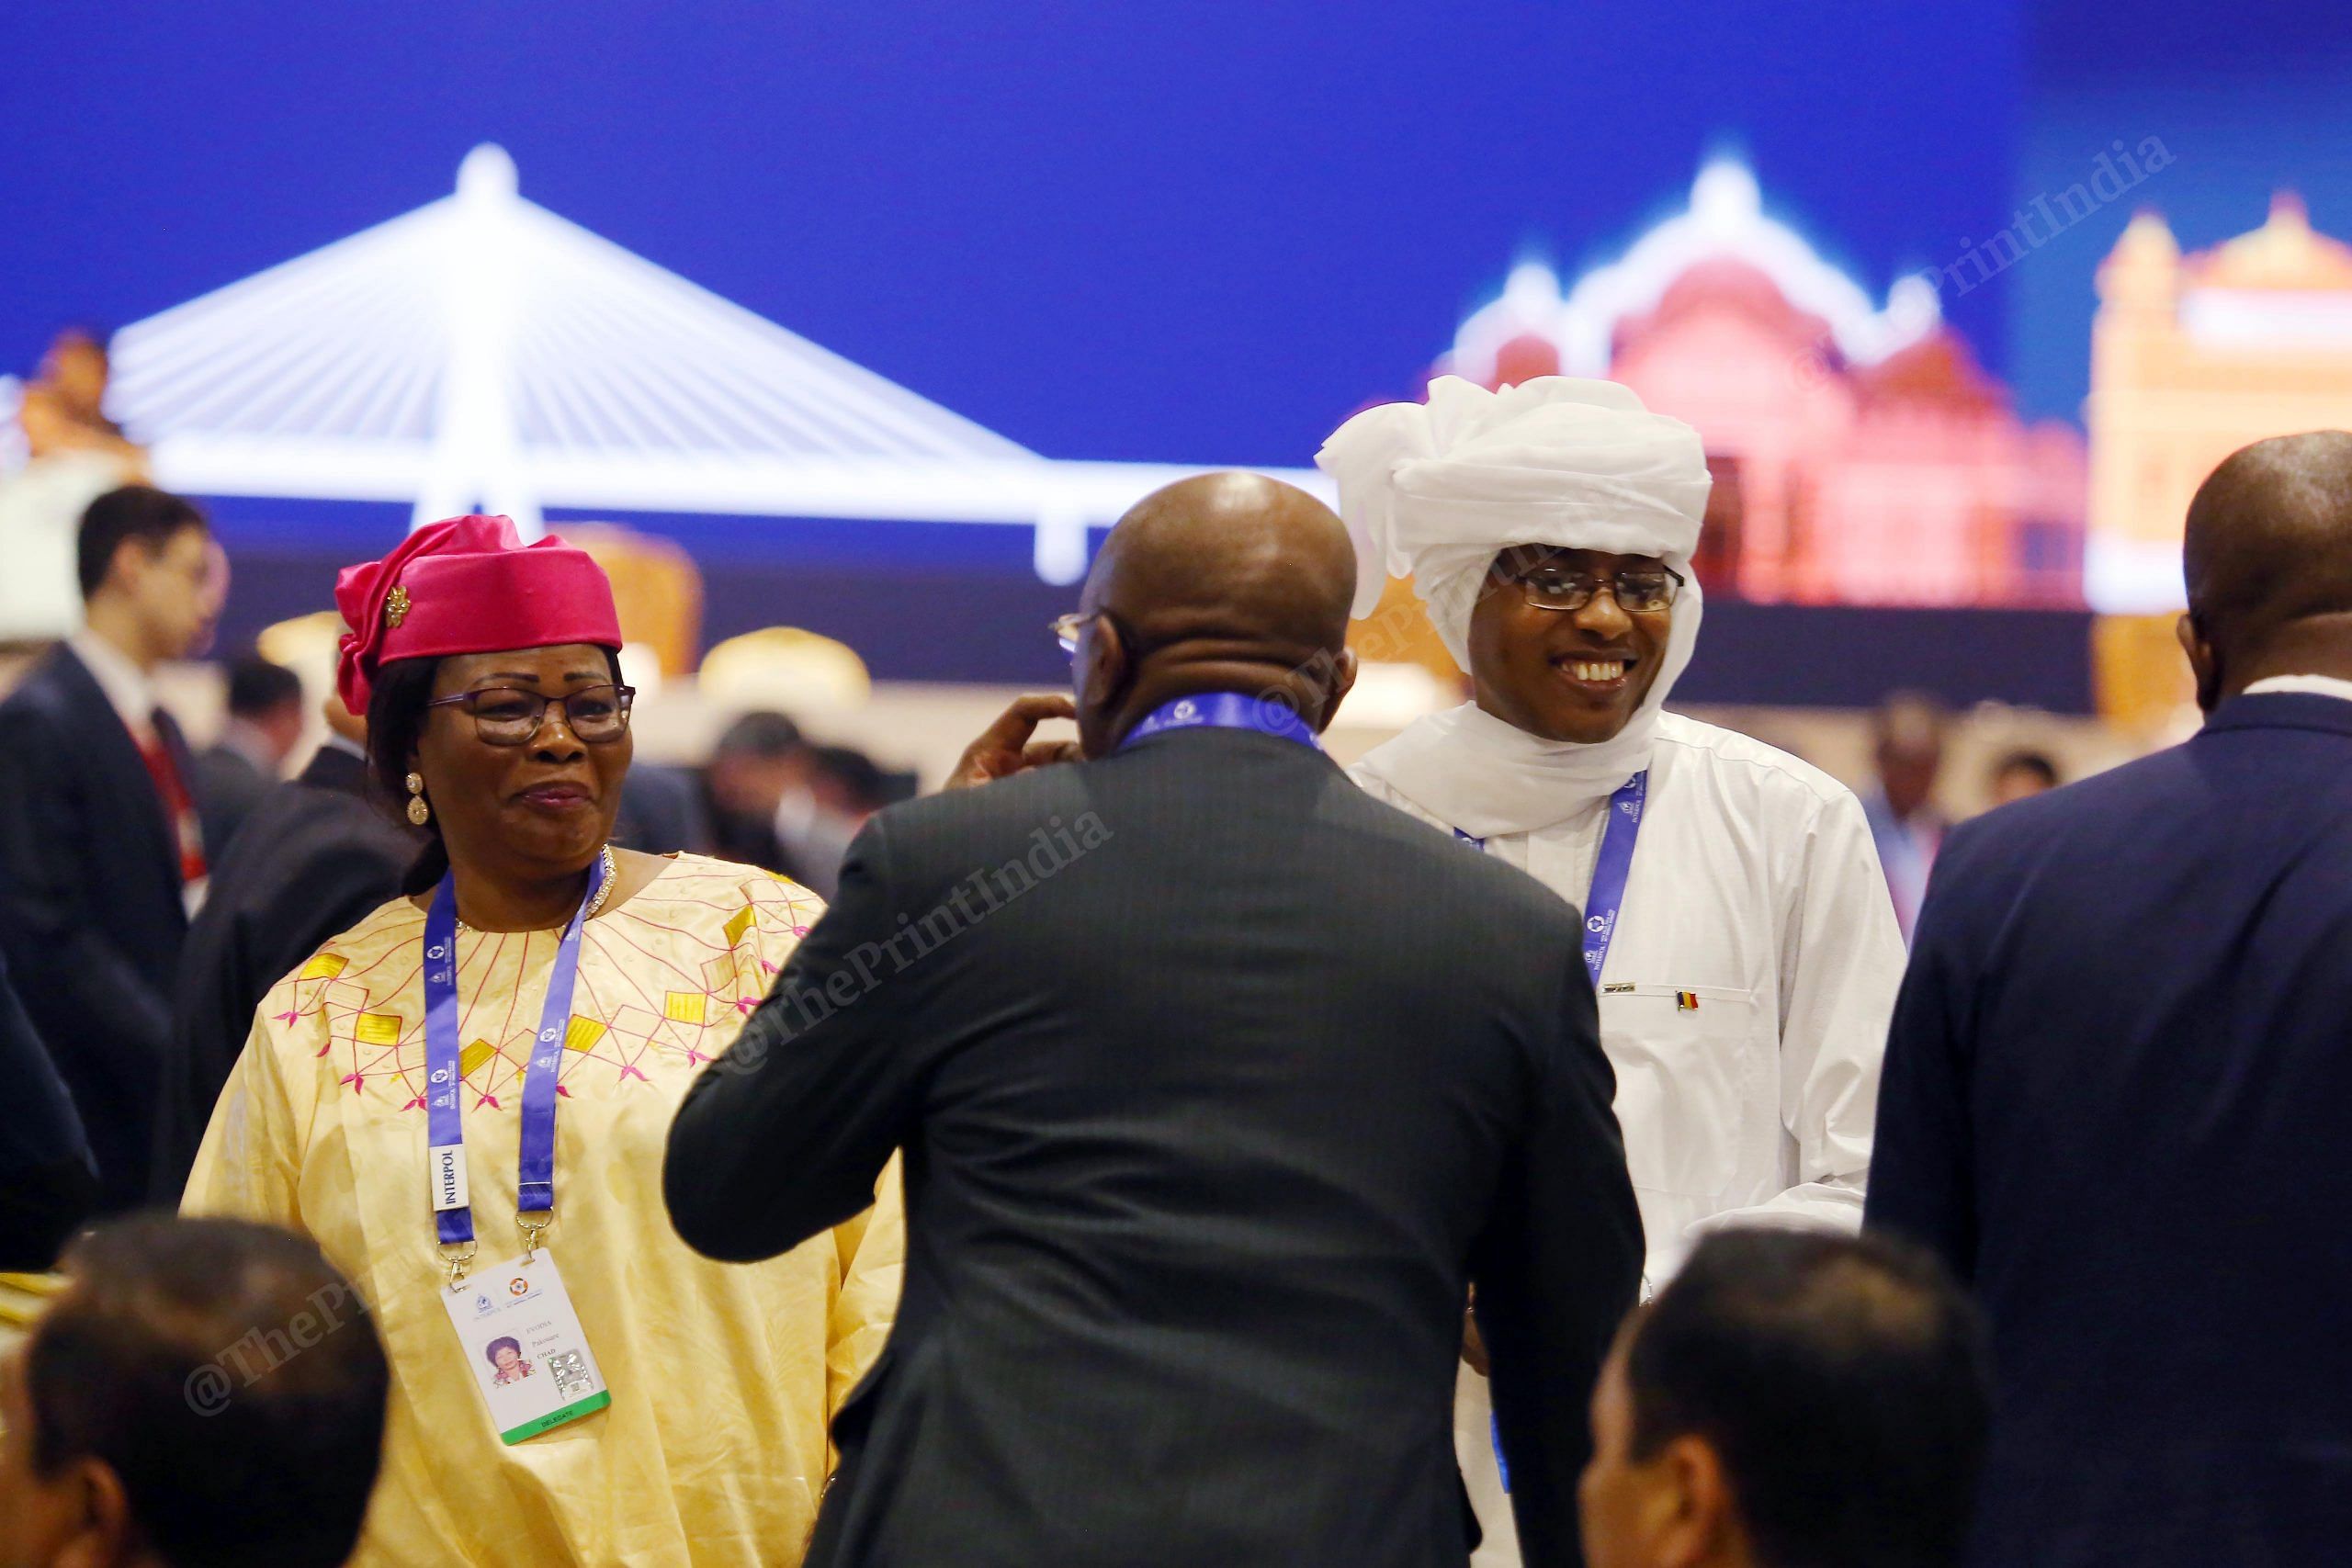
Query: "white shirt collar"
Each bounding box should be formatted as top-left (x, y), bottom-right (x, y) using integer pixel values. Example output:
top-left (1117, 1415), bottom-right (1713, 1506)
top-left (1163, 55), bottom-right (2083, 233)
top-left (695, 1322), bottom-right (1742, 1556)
top-left (2243, 674), bottom-right (2352, 705)
top-left (65, 627), bottom-right (158, 739)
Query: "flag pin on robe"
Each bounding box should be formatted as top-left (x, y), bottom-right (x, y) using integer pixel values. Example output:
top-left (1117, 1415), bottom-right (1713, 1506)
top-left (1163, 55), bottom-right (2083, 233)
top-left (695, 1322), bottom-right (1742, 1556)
top-left (1676, 990), bottom-right (1699, 1011)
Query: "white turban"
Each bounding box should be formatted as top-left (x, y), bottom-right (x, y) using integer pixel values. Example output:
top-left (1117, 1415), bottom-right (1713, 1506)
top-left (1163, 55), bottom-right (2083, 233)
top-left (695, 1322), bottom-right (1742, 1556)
top-left (1316, 375), bottom-right (1713, 667)
top-left (1321, 377), bottom-right (1716, 831)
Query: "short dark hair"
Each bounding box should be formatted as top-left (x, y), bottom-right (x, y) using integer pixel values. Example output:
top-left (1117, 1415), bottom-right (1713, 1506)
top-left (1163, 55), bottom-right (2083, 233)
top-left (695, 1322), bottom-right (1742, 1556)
top-left (484, 1337), bottom-right (523, 1367)
top-left (712, 709), bottom-right (807, 761)
top-left (225, 655), bottom-right (304, 720)
top-left (26, 1216), bottom-right (389, 1568)
top-left (76, 485), bottom-right (208, 601)
top-left (809, 742), bottom-right (889, 811)
top-left (1625, 1231), bottom-right (1989, 1568)
top-left (365, 648), bottom-right (625, 896)
top-left (1990, 749), bottom-right (2059, 790)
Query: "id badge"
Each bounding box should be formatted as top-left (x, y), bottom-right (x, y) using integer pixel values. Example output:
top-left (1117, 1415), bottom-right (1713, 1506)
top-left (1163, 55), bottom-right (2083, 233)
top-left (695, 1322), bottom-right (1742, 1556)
top-left (441, 1250), bottom-right (611, 1445)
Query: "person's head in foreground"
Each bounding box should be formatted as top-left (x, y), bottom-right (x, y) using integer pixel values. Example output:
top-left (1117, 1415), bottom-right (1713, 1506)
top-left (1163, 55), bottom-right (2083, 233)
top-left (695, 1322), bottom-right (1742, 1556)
top-left (1985, 749), bottom-right (2059, 807)
top-left (335, 514), bottom-right (634, 909)
top-left (1059, 471), bottom-right (1360, 758)
top-left (77, 486), bottom-right (218, 668)
top-left (0, 1216), bottom-right (388, 1568)
top-left (2178, 430), bottom-right (2352, 712)
top-left (1317, 376), bottom-right (1713, 749)
top-left (1579, 1230), bottom-right (1990, 1568)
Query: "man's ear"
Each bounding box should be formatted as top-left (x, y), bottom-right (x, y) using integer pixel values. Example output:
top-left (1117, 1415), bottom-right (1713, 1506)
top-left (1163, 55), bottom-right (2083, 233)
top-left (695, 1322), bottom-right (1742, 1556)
top-left (2177, 611), bottom-right (2222, 713)
top-left (1316, 648), bottom-right (1360, 734)
top-left (51, 1454), bottom-right (137, 1568)
top-left (1077, 613), bottom-right (1128, 724)
top-left (1645, 1434), bottom-right (1743, 1568)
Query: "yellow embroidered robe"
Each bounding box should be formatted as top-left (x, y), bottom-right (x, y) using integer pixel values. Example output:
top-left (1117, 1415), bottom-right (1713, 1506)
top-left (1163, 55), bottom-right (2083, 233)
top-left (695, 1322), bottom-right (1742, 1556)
top-left (186, 853), bottom-right (901, 1566)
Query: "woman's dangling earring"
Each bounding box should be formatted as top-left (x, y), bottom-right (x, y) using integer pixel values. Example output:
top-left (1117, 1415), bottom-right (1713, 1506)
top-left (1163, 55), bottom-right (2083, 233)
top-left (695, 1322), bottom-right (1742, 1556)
top-left (405, 772), bottom-right (431, 827)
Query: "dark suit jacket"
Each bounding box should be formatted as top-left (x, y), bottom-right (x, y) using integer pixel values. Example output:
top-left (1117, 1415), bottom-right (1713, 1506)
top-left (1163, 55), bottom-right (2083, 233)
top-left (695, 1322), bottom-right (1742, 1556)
top-left (190, 740), bottom-right (273, 861)
top-left (152, 742), bottom-right (420, 1203)
top-left (667, 723), bottom-right (1643, 1568)
top-left (0, 644), bottom-right (192, 1212)
top-left (0, 945), bottom-right (96, 1269)
top-left (1868, 692), bottom-right (2352, 1567)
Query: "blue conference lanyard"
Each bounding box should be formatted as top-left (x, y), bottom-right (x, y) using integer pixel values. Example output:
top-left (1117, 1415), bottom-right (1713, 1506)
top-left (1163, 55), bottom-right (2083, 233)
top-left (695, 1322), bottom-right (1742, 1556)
top-left (1453, 769), bottom-right (1646, 987)
top-left (1117, 692), bottom-right (1323, 752)
top-left (1458, 770), bottom-right (1647, 1495)
top-left (424, 851), bottom-right (605, 1274)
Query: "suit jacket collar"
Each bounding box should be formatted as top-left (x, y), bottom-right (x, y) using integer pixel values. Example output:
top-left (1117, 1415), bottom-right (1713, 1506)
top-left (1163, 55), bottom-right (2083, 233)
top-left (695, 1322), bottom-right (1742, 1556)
top-left (44, 643), bottom-right (185, 882)
top-left (2203, 690), bottom-right (2352, 740)
top-left (65, 628), bottom-right (157, 738)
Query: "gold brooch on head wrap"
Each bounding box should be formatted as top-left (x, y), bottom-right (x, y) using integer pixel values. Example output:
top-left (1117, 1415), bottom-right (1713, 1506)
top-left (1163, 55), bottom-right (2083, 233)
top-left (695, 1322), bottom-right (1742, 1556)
top-left (384, 585), bottom-right (411, 629)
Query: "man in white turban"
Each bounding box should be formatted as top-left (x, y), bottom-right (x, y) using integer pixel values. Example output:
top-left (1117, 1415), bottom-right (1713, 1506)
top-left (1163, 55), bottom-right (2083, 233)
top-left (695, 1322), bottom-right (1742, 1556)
top-left (1319, 376), bottom-right (1903, 1567)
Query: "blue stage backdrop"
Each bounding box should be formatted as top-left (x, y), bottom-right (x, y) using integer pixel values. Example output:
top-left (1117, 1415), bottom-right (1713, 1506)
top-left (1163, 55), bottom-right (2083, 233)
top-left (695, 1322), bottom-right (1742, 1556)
top-left (7, 1), bottom-right (2332, 707)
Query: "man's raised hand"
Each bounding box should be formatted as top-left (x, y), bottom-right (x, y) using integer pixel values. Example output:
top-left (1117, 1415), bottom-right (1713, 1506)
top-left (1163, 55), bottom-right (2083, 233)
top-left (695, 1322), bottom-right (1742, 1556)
top-left (944, 694), bottom-right (1082, 790)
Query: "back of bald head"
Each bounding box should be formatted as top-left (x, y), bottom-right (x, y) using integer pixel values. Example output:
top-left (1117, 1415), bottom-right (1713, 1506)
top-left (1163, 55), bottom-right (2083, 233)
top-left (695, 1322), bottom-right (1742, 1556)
top-left (1088, 471), bottom-right (1357, 665)
top-left (2185, 431), bottom-right (2352, 649)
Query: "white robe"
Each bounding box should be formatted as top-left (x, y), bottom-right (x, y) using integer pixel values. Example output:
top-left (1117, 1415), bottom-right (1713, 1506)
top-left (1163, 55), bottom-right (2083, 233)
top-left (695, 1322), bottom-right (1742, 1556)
top-left (1352, 710), bottom-right (1904, 1566)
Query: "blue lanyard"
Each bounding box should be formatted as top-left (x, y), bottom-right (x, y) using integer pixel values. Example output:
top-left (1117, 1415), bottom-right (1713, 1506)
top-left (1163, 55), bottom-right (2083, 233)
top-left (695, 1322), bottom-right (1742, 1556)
top-left (1455, 770), bottom-right (1647, 987)
top-left (424, 852), bottom-right (605, 1255)
top-left (1118, 692), bottom-right (1323, 751)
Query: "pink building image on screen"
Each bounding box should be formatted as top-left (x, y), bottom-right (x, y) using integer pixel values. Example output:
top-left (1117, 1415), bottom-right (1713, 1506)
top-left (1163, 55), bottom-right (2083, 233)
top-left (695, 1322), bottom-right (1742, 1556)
top-left (1440, 161), bottom-right (2086, 609)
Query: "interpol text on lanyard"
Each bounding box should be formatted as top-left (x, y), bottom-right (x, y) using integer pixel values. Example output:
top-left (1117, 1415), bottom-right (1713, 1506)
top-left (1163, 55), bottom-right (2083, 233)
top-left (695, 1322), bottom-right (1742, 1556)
top-left (424, 850), bottom-right (606, 1284)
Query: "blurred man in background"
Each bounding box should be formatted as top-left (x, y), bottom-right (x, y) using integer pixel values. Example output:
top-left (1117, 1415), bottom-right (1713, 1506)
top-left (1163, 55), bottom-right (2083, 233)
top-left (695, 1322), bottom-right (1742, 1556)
top-left (0, 949), bottom-right (95, 1271)
top-left (0, 1215), bottom-right (388, 1568)
top-left (1577, 1231), bottom-right (1987, 1568)
top-left (0, 330), bottom-right (148, 647)
top-left (779, 743), bottom-right (899, 898)
top-left (190, 654), bottom-right (305, 855)
top-left (1870, 431), bottom-right (2352, 1564)
top-left (153, 691), bottom-right (420, 1204)
top-left (670, 472), bottom-right (1642, 1568)
top-left (701, 713), bottom-right (902, 897)
top-left (1983, 749), bottom-right (2059, 807)
top-left (0, 486), bottom-right (215, 1213)
top-left (703, 709), bottom-right (815, 873)
top-left (1860, 692), bottom-right (1949, 942)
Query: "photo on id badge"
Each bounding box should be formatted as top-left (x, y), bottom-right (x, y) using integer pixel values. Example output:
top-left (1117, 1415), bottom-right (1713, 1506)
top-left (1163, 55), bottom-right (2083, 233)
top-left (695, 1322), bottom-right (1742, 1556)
top-left (445, 1251), bottom-right (610, 1444)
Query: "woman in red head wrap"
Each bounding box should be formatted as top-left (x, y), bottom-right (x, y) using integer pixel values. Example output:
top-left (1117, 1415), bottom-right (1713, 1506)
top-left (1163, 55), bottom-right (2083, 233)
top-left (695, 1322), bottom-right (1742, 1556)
top-left (184, 517), bottom-right (901, 1567)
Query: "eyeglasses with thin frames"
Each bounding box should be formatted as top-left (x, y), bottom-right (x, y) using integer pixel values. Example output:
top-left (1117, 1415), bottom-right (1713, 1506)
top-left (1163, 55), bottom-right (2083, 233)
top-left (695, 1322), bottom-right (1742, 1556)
top-left (424, 685), bottom-right (637, 747)
top-left (1499, 559), bottom-right (1686, 615)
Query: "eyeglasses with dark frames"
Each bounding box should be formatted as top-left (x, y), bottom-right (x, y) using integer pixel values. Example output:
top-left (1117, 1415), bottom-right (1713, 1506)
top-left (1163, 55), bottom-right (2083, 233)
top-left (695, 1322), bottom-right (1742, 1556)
top-left (424, 684), bottom-right (637, 746)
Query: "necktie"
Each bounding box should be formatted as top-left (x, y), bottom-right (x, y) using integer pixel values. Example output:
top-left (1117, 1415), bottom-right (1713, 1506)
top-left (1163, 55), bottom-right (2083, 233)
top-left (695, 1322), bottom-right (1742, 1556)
top-left (140, 712), bottom-right (208, 885)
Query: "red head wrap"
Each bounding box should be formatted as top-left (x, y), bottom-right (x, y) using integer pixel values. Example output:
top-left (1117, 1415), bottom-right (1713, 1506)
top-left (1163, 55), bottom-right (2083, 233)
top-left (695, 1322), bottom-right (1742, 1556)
top-left (334, 515), bottom-right (623, 716)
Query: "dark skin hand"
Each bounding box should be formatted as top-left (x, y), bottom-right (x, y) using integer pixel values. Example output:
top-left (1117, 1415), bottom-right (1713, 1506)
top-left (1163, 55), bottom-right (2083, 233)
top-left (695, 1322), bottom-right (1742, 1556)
top-left (945, 694), bottom-right (1083, 790)
top-left (404, 642), bottom-right (667, 930)
top-left (1466, 546), bottom-right (1673, 745)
